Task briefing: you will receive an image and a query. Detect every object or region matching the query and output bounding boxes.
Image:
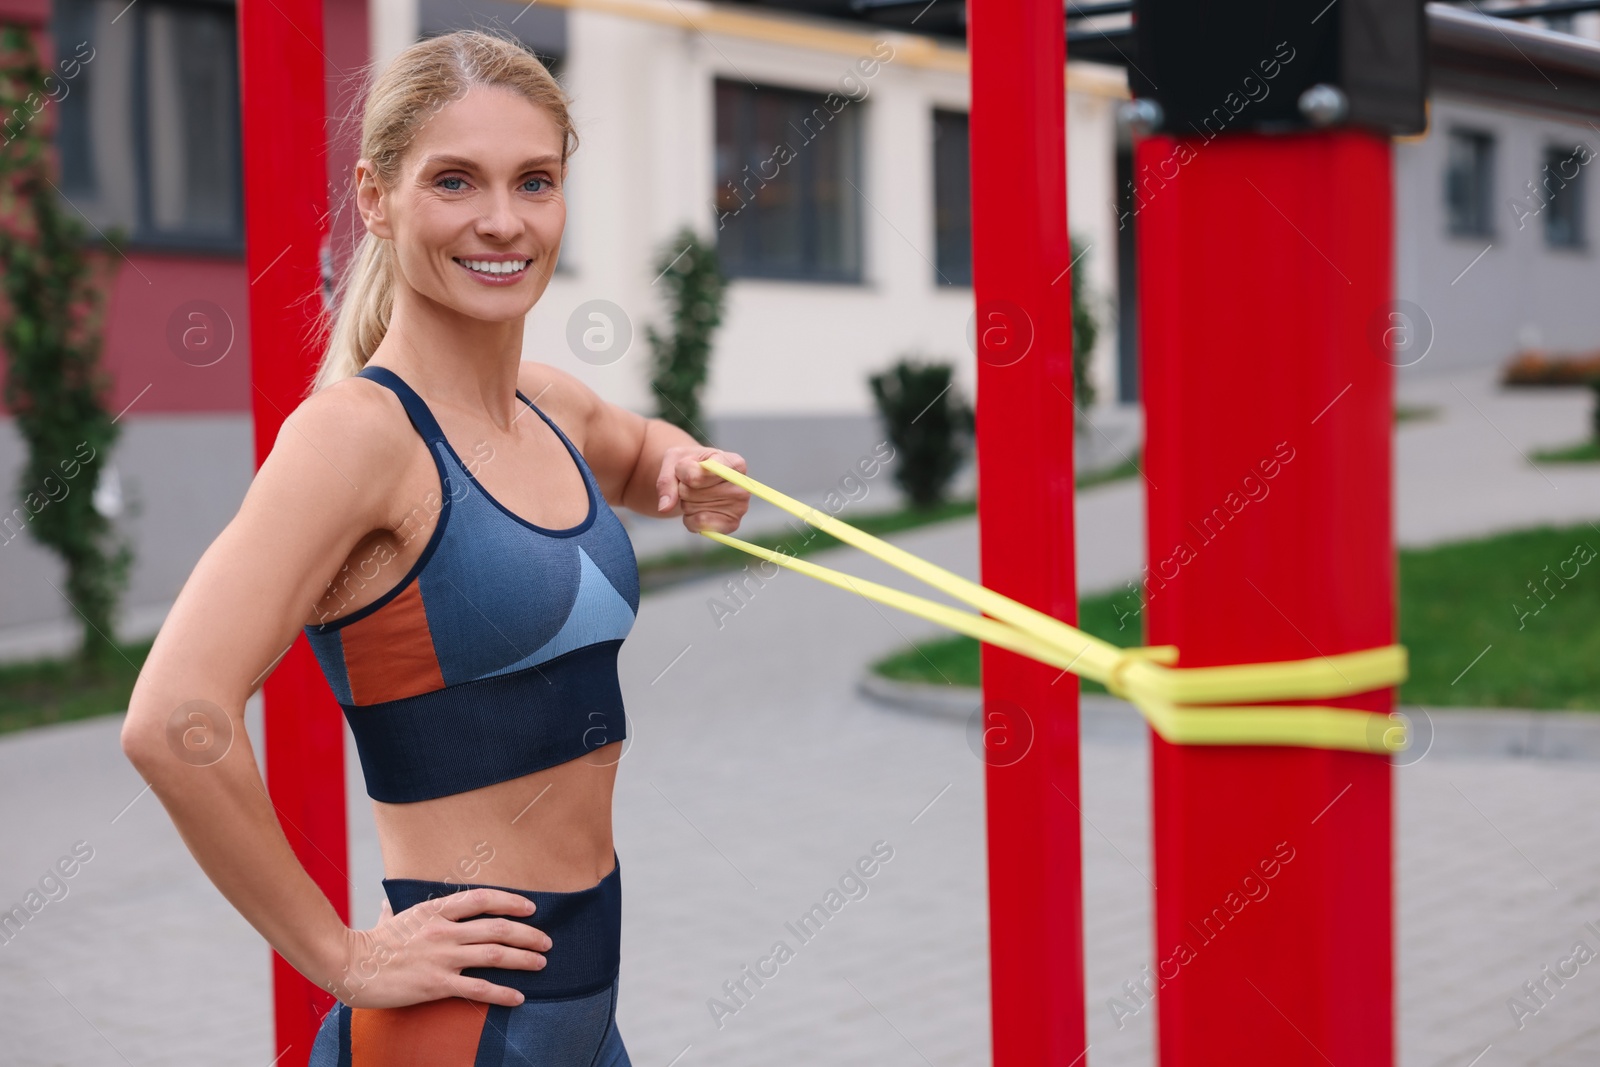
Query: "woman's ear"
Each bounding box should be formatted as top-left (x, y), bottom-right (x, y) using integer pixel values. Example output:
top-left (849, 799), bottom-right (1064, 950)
top-left (355, 159), bottom-right (393, 240)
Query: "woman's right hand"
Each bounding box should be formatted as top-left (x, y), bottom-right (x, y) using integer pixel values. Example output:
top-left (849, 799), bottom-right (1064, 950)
top-left (325, 887), bottom-right (552, 1008)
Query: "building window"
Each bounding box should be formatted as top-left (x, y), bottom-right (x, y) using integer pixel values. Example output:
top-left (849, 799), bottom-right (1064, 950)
top-left (1543, 144), bottom-right (1587, 249)
top-left (54, 0), bottom-right (243, 252)
top-left (417, 0), bottom-right (566, 63)
top-left (713, 78), bottom-right (863, 283)
top-left (932, 108), bottom-right (971, 287)
top-left (1445, 128), bottom-right (1495, 238)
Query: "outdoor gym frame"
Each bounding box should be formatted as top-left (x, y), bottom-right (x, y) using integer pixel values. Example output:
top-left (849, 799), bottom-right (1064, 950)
top-left (240, 1), bottom-right (1411, 1063)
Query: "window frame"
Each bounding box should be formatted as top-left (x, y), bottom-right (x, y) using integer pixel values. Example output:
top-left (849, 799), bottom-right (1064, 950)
top-left (1444, 126), bottom-right (1496, 240)
top-left (931, 106), bottom-right (972, 288)
top-left (52, 0), bottom-right (245, 255)
top-left (1541, 142), bottom-right (1589, 252)
top-left (711, 76), bottom-right (865, 285)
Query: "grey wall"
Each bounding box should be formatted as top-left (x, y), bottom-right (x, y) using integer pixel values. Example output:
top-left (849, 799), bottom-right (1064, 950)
top-left (0, 414), bottom-right (254, 663)
top-left (417, 0), bottom-right (565, 54)
top-left (1395, 92), bottom-right (1600, 378)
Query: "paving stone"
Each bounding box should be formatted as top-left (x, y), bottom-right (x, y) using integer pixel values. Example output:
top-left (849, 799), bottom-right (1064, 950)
top-left (4, 369), bottom-right (1600, 1065)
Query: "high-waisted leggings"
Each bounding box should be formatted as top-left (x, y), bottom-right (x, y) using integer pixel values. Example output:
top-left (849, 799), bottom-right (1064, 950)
top-left (309, 853), bottom-right (630, 1067)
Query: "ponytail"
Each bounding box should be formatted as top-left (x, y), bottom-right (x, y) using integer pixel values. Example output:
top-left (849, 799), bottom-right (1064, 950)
top-left (310, 231), bottom-right (394, 394)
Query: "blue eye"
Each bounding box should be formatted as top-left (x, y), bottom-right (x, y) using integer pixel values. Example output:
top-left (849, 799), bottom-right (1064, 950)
top-left (525, 176), bottom-right (553, 193)
top-left (438, 176), bottom-right (467, 191)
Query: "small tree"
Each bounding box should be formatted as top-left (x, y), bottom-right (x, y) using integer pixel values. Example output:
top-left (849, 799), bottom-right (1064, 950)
top-left (1069, 232), bottom-right (1099, 414)
top-left (646, 226), bottom-right (726, 442)
top-left (869, 357), bottom-right (975, 510)
top-left (0, 24), bottom-right (130, 668)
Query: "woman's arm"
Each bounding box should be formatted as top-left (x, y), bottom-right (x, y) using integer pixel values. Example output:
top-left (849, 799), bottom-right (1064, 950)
top-left (119, 378), bottom-right (547, 1007)
top-left (120, 379), bottom-right (402, 992)
top-left (518, 361), bottom-right (750, 531)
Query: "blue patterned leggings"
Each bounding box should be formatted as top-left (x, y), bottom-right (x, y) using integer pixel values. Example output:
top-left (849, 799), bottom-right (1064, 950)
top-left (309, 855), bottom-right (630, 1067)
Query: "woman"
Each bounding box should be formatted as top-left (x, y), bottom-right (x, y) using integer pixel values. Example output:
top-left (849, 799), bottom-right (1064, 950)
top-left (119, 29), bottom-right (749, 1066)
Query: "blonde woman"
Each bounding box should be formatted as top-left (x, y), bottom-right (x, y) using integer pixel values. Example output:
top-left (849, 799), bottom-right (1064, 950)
top-left (120, 29), bottom-right (749, 1065)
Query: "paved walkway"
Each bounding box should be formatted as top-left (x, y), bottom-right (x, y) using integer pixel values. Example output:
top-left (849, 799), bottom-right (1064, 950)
top-left (1057, 365), bottom-right (1600, 598)
top-left (3, 367), bottom-right (1600, 1066)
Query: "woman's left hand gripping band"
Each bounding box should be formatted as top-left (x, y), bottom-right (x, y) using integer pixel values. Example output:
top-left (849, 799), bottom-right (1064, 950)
top-left (656, 446), bottom-right (751, 533)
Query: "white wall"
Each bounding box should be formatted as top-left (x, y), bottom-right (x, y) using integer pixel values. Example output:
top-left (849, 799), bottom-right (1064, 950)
top-left (527, 9), bottom-right (1126, 418)
top-left (369, 1), bottom-right (1600, 403)
top-left (371, 0), bottom-right (417, 72)
top-left (1066, 62), bottom-right (1127, 407)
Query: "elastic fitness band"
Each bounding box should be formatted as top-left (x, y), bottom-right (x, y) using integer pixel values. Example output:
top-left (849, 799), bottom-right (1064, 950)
top-left (694, 458), bottom-right (1409, 755)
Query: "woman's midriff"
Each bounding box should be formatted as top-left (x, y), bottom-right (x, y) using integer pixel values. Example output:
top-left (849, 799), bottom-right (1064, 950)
top-left (371, 740), bottom-right (622, 892)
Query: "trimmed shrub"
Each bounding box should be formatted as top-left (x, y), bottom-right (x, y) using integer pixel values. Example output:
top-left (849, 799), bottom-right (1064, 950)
top-left (868, 357), bottom-right (975, 510)
top-left (646, 226), bottom-right (726, 442)
top-left (1070, 232), bottom-right (1098, 413)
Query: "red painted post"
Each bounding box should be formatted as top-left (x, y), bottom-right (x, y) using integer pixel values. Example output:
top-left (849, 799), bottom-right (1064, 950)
top-left (238, 0), bottom-right (347, 1060)
top-left (969, 1), bottom-right (1086, 1064)
top-left (1137, 128), bottom-right (1395, 1066)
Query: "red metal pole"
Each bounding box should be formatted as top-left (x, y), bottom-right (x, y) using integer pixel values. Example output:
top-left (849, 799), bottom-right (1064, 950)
top-left (238, 0), bottom-right (347, 1060)
top-left (969, 1), bottom-right (1085, 1064)
top-left (1138, 128), bottom-right (1396, 1066)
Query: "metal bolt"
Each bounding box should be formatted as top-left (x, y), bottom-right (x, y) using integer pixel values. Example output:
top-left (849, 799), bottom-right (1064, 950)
top-left (1298, 83), bottom-right (1349, 127)
top-left (1116, 97), bottom-right (1165, 137)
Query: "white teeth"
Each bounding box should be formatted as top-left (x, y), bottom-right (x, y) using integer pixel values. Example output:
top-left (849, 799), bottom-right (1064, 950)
top-left (458, 258), bottom-right (530, 275)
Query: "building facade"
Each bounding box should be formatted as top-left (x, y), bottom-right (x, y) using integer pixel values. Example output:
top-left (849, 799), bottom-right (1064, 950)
top-left (1, 0), bottom-right (1597, 655)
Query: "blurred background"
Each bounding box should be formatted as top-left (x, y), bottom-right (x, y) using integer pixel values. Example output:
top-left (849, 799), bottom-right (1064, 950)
top-left (2, 0), bottom-right (1600, 1065)
top-left (6, 0), bottom-right (1600, 661)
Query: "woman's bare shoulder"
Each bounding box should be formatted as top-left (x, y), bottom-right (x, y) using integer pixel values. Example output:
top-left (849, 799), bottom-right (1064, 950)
top-left (516, 360), bottom-right (601, 446)
top-left (255, 372), bottom-right (418, 522)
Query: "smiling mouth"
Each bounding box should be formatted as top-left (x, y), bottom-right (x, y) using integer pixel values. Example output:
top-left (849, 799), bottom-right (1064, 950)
top-left (454, 257), bottom-right (533, 279)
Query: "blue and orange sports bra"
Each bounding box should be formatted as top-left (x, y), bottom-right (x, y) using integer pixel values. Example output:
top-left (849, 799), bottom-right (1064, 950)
top-left (303, 364), bottom-right (640, 803)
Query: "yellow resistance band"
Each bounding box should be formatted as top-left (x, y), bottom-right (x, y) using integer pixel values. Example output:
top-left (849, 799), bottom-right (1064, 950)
top-left (693, 458), bottom-right (1409, 755)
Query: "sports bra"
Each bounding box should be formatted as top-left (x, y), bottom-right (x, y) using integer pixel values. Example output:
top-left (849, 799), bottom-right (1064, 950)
top-left (302, 364), bottom-right (640, 803)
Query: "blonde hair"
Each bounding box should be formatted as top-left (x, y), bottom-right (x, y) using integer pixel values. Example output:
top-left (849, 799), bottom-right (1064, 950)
top-left (307, 29), bottom-right (578, 395)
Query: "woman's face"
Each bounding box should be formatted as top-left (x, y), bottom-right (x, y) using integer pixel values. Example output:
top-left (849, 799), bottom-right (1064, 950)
top-left (360, 84), bottom-right (567, 323)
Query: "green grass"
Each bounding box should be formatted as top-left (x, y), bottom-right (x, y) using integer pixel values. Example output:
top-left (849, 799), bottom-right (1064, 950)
top-left (1531, 439), bottom-right (1600, 464)
top-left (0, 638), bottom-right (152, 735)
top-left (873, 587), bottom-right (1130, 695)
top-left (1395, 404), bottom-right (1441, 424)
top-left (1074, 452), bottom-right (1145, 490)
top-left (871, 522), bottom-right (1600, 711)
